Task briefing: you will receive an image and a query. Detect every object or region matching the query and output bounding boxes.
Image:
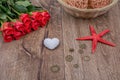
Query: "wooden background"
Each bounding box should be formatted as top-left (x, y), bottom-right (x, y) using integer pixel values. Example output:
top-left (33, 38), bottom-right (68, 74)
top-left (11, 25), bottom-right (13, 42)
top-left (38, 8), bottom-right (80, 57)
top-left (0, 0), bottom-right (120, 80)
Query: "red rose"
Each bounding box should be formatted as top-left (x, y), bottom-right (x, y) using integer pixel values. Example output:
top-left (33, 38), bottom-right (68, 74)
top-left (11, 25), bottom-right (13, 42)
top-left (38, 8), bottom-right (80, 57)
top-left (24, 20), bottom-right (31, 28)
top-left (1, 22), bottom-right (14, 42)
top-left (14, 21), bottom-right (26, 35)
top-left (1, 22), bottom-right (14, 36)
top-left (20, 14), bottom-right (32, 33)
top-left (40, 11), bottom-right (50, 27)
top-left (13, 31), bottom-right (23, 40)
top-left (40, 17), bottom-right (48, 27)
top-left (25, 28), bottom-right (31, 33)
top-left (31, 20), bottom-right (40, 30)
top-left (3, 35), bottom-right (13, 42)
top-left (1, 22), bottom-right (10, 31)
top-left (3, 27), bottom-right (14, 36)
top-left (31, 11), bottom-right (50, 27)
top-left (41, 11), bottom-right (50, 21)
top-left (31, 12), bottom-right (43, 21)
top-left (24, 21), bottom-right (32, 33)
top-left (20, 14), bottom-right (31, 23)
top-left (1, 22), bottom-right (13, 31)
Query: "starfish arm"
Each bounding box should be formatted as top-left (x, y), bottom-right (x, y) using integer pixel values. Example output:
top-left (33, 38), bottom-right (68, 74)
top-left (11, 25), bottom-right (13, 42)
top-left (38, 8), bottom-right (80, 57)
top-left (76, 36), bottom-right (93, 40)
top-left (98, 38), bottom-right (116, 47)
top-left (98, 29), bottom-right (110, 37)
top-left (89, 25), bottom-right (97, 35)
top-left (92, 39), bottom-right (98, 53)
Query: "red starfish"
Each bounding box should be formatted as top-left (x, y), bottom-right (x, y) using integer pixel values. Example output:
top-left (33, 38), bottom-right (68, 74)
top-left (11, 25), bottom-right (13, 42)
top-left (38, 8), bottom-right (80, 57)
top-left (76, 25), bottom-right (116, 53)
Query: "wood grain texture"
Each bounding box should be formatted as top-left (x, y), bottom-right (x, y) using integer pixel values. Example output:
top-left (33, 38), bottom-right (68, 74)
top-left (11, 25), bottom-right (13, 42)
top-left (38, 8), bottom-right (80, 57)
top-left (0, 0), bottom-right (120, 80)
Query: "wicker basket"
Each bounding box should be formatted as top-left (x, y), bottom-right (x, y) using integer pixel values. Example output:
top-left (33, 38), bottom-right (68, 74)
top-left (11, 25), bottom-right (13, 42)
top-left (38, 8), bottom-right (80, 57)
top-left (57, 0), bottom-right (118, 18)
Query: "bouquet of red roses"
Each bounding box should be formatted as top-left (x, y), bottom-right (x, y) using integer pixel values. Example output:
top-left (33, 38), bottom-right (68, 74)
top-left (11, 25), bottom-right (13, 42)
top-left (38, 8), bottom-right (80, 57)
top-left (0, 0), bottom-right (50, 42)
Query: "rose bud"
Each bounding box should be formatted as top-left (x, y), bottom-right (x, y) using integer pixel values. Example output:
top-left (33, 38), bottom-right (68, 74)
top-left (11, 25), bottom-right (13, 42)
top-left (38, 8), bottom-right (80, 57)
top-left (1, 22), bottom-right (13, 31)
top-left (41, 11), bottom-right (50, 21)
top-left (31, 20), bottom-right (40, 30)
top-left (24, 21), bottom-right (32, 33)
top-left (24, 20), bottom-right (31, 28)
top-left (3, 27), bottom-right (14, 36)
top-left (24, 25), bottom-right (32, 33)
top-left (40, 17), bottom-right (48, 27)
top-left (25, 28), bottom-right (31, 33)
top-left (14, 21), bottom-right (26, 35)
top-left (20, 13), bottom-right (31, 23)
top-left (31, 12), bottom-right (43, 21)
top-left (3, 35), bottom-right (13, 42)
top-left (20, 14), bottom-right (32, 33)
top-left (13, 31), bottom-right (23, 40)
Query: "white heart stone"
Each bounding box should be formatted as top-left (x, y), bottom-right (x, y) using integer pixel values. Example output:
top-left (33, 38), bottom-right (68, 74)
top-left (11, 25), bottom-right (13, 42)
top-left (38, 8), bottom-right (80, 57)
top-left (44, 38), bottom-right (60, 50)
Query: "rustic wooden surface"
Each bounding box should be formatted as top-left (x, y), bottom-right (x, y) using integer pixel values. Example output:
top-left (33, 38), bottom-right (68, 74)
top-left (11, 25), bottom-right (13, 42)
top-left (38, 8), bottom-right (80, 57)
top-left (0, 0), bottom-right (120, 80)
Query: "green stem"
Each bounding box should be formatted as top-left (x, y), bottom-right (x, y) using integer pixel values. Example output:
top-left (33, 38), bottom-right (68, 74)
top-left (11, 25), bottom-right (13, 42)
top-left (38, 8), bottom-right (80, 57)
top-left (7, 2), bottom-right (20, 15)
top-left (7, 2), bottom-right (11, 10)
top-left (11, 7), bottom-right (20, 15)
top-left (7, 15), bottom-right (14, 21)
top-left (0, 21), bottom-right (3, 25)
top-left (0, 21), bottom-right (3, 32)
top-left (0, 21), bottom-right (3, 26)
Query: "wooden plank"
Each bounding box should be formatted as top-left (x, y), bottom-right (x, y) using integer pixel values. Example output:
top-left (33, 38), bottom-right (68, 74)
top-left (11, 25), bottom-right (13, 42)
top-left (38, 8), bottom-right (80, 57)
top-left (38, 0), bottom-right (65, 80)
top-left (0, 0), bottom-right (120, 80)
top-left (0, 29), bottom-right (46, 80)
top-left (62, 1), bottom-right (120, 80)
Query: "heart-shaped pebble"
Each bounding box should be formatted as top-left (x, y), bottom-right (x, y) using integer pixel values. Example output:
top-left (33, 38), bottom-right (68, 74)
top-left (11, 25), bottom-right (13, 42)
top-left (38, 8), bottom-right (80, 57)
top-left (44, 38), bottom-right (60, 50)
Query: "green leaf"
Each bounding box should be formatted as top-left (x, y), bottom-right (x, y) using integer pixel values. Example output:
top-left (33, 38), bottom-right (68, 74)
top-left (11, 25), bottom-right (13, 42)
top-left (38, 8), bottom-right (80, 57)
top-left (0, 0), bottom-right (7, 4)
top-left (14, 0), bottom-right (26, 1)
top-left (0, 13), bottom-right (8, 22)
top-left (27, 5), bottom-right (36, 12)
top-left (0, 13), bottom-right (7, 20)
top-left (0, 5), bottom-right (17, 19)
top-left (0, 8), bottom-right (2, 13)
top-left (0, 20), bottom-right (2, 27)
top-left (15, 1), bottom-right (31, 7)
top-left (14, 5), bottom-right (28, 13)
top-left (0, 0), bottom-right (7, 2)
top-left (7, 12), bottom-right (16, 18)
top-left (0, 5), bottom-right (7, 12)
top-left (7, 0), bottom-right (15, 5)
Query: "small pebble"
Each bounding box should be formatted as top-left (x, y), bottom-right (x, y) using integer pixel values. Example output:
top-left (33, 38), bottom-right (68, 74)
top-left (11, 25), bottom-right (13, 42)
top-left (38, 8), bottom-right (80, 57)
top-left (83, 56), bottom-right (91, 61)
top-left (79, 44), bottom-right (87, 49)
top-left (73, 64), bottom-right (79, 68)
top-left (65, 55), bottom-right (73, 62)
top-left (44, 38), bottom-right (60, 50)
top-left (50, 65), bottom-right (60, 73)
top-left (78, 49), bottom-right (84, 54)
top-left (69, 48), bottom-right (74, 52)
